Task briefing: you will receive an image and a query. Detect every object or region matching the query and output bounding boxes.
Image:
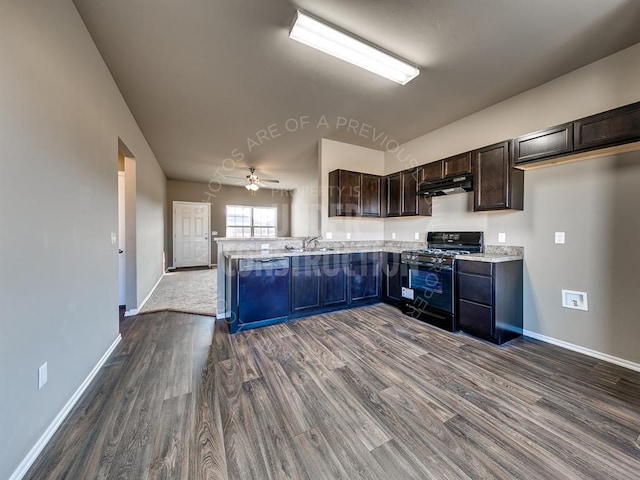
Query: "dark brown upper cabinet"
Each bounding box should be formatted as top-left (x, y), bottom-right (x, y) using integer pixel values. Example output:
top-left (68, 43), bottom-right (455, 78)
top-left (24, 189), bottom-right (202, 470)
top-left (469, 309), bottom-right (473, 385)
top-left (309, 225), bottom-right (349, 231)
top-left (473, 141), bottom-right (524, 211)
top-left (384, 173), bottom-right (402, 217)
top-left (400, 170), bottom-right (418, 216)
top-left (328, 169), bottom-right (381, 217)
top-left (418, 161), bottom-right (443, 183)
top-left (513, 123), bottom-right (574, 166)
top-left (361, 173), bottom-right (381, 217)
top-left (385, 169), bottom-right (431, 217)
top-left (417, 152), bottom-right (471, 184)
top-left (443, 152), bottom-right (472, 178)
top-left (574, 101), bottom-right (640, 152)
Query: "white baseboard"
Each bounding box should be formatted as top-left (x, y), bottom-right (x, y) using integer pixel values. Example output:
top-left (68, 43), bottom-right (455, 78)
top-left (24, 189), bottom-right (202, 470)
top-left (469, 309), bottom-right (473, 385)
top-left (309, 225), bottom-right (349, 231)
top-left (523, 329), bottom-right (640, 373)
top-left (135, 271), bottom-right (166, 312)
top-left (9, 334), bottom-right (122, 480)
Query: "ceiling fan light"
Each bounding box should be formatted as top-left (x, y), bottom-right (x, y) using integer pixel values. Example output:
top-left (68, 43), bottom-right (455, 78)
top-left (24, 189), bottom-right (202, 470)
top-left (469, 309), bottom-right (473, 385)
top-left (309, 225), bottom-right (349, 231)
top-left (246, 182), bottom-right (259, 192)
top-left (289, 10), bottom-right (419, 85)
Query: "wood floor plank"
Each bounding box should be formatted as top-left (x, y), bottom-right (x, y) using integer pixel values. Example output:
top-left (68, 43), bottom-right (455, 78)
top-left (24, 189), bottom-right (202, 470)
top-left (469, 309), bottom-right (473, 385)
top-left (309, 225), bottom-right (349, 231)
top-left (215, 359), bottom-right (272, 480)
top-left (250, 337), bottom-right (314, 437)
top-left (293, 428), bottom-right (351, 480)
top-left (229, 330), bottom-right (262, 383)
top-left (147, 393), bottom-right (192, 480)
top-left (190, 342), bottom-right (228, 480)
top-left (244, 378), bottom-right (310, 480)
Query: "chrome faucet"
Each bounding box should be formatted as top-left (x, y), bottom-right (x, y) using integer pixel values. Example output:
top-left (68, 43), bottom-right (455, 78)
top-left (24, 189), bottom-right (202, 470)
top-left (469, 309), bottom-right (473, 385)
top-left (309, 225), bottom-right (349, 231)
top-left (302, 236), bottom-right (321, 250)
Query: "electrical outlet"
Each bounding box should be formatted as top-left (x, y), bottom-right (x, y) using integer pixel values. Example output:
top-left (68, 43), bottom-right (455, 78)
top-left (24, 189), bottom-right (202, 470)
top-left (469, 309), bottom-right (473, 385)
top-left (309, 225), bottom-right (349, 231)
top-left (498, 232), bottom-right (506, 243)
top-left (346, 232), bottom-right (351, 240)
top-left (260, 243), bottom-right (269, 250)
top-left (110, 232), bottom-right (117, 244)
top-left (211, 231), bottom-right (218, 236)
top-left (414, 232), bottom-right (420, 240)
top-left (325, 232), bottom-right (333, 240)
top-left (391, 232), bottom-right (396, 239)
top-left (555, 232), bottom-right (565, 244)
top-left (38, 362), bottom-right (48, 389)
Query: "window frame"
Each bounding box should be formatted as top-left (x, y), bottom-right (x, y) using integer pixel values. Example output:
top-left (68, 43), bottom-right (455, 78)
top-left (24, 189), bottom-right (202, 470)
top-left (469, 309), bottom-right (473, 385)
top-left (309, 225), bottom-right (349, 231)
top-left (225, 205), bottom-right (278, 238)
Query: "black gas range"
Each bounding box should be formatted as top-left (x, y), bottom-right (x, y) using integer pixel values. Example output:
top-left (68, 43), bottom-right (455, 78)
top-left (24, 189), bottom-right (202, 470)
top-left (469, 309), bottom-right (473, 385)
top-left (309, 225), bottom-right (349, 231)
top-left (400, 232), bottom-right (483, 331)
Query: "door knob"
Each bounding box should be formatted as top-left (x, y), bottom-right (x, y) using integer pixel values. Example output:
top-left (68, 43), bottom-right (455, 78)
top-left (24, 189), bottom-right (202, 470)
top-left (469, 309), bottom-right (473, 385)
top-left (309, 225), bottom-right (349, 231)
top-left (119, 249), bottom-right (124, 254)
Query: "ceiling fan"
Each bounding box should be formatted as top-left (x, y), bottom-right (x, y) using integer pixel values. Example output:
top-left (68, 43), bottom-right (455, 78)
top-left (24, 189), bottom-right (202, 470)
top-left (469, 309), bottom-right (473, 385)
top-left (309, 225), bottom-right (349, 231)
top-left (229, 167), bottom-right (280, 192)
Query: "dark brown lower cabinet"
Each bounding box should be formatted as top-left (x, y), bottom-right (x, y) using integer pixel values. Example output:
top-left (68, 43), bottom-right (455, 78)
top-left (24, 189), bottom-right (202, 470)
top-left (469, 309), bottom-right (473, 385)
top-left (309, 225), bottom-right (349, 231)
top-left (382, 252), bottom-right (402, 306)
top-left (456, 259), bottom-right (523, 345)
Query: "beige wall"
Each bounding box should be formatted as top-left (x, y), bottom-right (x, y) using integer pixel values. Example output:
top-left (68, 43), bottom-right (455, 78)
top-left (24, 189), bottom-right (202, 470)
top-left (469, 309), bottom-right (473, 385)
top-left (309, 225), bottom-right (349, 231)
top-left (319, 138), bottom-right (386, 240)
top-left (291, 180), bottom-right (320, 237)
top-left (382, 42), bottom-right (640, 364)
top-left (167, 180), bottom-right (292, 267)
top-left (0, 2), bottom-right (166, 478)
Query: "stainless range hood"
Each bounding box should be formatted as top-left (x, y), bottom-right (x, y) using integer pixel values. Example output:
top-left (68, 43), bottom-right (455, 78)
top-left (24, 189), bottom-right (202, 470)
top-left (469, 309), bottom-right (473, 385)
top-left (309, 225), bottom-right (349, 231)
top-left (417, 174), bottom-right (473, 197)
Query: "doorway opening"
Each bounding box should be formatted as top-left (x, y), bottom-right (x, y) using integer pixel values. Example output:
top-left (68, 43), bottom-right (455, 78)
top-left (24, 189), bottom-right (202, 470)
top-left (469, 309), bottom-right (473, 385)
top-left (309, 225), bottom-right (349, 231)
top-left (118, 138), bottom-right (137, 316)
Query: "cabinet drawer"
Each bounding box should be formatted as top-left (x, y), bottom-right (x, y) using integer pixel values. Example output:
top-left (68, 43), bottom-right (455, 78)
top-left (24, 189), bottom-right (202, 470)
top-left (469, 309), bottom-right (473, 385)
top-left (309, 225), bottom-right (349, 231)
top-left (349, 252), bottom-right (380, 264)
top-left (458, 273), bottom-right (493, 305)
top-left (457, 260), bottom-right (493, 276)
top-left (321, 253), bottom-right (348, 266)
top-left (291, 255), bottom-right (322, 269)
top-left (458, 300), bottom-right (493, 336)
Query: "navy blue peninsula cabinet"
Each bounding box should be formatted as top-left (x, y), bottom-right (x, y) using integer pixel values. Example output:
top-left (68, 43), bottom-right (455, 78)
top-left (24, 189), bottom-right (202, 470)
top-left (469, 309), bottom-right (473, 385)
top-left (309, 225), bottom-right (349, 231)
top-left (227, 251), bottom-right (382, 333)
top-left (290, 254), bottom-right (349, 317)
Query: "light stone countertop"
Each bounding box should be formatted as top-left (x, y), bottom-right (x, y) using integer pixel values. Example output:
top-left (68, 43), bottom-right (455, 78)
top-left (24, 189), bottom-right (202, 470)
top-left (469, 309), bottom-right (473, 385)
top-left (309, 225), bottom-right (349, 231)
top-left (223, 246), bottom-right (406, 260)
top-left (455, 253), bottom-right (524, 263)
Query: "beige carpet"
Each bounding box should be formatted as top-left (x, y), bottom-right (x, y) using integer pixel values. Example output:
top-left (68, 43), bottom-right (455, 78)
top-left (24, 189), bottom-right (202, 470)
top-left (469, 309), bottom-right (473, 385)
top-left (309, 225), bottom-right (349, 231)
top-left (139, 268), bottom-right (217, 317)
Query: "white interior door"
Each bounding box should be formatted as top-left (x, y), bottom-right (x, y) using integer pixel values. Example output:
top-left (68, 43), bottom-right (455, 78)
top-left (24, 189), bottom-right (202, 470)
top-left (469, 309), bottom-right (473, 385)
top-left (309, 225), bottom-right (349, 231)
top-left (173, 201), bottom-right (211, 268)
top-left (118, 172), bottom-right (126, 305)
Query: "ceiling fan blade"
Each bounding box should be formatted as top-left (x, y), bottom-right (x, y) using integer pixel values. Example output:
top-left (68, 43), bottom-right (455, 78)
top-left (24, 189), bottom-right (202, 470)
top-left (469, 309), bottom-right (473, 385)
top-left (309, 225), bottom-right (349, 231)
top-left (260, 179), bottom-right (280, 183)
top-left (227, 176), bottom-right (248, 180)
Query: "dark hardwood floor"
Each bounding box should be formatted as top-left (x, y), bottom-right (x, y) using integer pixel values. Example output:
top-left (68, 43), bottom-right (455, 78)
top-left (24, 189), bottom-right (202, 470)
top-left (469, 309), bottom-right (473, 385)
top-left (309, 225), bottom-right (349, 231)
top-left (26, 305), bottom-right (640, 479)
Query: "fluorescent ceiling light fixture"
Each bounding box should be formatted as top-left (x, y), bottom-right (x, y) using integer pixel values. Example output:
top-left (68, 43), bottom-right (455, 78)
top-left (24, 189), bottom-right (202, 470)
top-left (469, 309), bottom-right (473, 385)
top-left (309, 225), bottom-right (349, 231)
top-left (289, 10), bottom-right (419, 85)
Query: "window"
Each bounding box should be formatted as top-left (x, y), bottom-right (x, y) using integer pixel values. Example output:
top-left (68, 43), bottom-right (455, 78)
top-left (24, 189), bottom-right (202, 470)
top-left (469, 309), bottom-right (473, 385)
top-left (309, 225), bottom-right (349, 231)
top-left (226, 205), bottom-right (277, 238)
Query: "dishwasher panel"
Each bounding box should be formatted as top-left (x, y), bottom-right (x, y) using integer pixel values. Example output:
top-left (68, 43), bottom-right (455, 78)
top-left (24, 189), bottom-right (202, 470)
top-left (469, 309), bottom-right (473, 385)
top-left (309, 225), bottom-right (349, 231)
top-left (237, 258), bottom-right (290, 324)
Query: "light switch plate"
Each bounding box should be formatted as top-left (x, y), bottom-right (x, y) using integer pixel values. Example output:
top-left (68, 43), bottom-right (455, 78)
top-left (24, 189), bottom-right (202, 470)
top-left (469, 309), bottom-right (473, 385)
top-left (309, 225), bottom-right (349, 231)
top-left (38, 362), bottom-right (48, 389)
top-left (414, 232), bottom-right (420, 240)
top-left (555, 232), bottom-right (566, 244)
top-left (325, 232), bottom-right (333, 240)
top-left (260, 244), bottom-right (269, 250)
top-left (110, 232), bottom-right (117, 244)
top-left (346, 232), bottom-right (351, 240)
top-left (211, 231), bottom-right (218, 236)
top-left (498, 232), bottom-right (506, 243)
top-left (391, 232), bottom-right (396, 239)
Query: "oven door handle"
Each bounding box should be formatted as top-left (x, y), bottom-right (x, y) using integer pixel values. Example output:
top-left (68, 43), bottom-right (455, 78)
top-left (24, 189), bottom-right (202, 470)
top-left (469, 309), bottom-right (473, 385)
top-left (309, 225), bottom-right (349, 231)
top-left (402, 262), bottom-right (453, 271)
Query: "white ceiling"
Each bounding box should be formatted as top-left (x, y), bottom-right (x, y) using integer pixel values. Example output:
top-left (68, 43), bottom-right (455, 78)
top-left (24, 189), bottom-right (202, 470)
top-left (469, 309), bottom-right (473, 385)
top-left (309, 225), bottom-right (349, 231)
top-left (73, 0), bottom-right (640, 190)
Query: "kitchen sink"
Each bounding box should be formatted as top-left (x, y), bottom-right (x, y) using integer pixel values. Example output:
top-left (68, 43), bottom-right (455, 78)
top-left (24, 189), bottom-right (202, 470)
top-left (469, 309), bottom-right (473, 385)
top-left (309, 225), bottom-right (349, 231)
top-left (284, 246), bottom-right (334, 252)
